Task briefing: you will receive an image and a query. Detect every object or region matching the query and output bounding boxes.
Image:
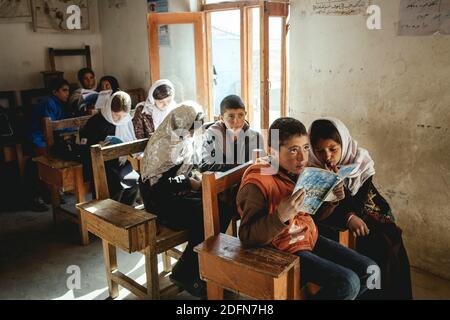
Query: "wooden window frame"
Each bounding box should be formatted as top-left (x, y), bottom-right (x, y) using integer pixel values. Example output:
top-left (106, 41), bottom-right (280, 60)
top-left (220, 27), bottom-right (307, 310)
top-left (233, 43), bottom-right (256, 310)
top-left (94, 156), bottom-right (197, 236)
top-left (147, 12), bottom-right (209, 118)
top-left (201, 0), bottom-right (289, 130)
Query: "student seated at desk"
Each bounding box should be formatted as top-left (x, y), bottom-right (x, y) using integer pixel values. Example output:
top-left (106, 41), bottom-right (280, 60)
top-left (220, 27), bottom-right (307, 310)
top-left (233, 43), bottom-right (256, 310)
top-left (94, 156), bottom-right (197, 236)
top-left (80, 91), bottom-right (139, 206)
top-left (30, 78), bottom-right (70, 155)
top-left (199, 95), bottom-right (264, 173)
top-left (139, 102), bottom-right (235, 297)
top-left (69, 68), bottom-right (97, 116)
top-left (237, 117), bottom-right (378, 300)
top-left (97, 75), bottom-right (120, 93)
top-left (132, 79), bottom-right (177, 139)
top-left (26, 78), bottom-right (71, 211)
top-left (309, 118), bottom-right (412, 300)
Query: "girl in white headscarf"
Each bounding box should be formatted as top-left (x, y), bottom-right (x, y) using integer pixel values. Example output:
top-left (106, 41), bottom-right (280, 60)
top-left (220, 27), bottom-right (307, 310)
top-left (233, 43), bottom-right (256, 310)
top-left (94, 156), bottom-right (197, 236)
top-left (81, 91), bottom-right (139, 205)
top-left (132, 79), bottom-right (177, 139)
top-left (139, 101), bottom-right (235, 297)
top-left (309, 117), bottom-right (412, 299)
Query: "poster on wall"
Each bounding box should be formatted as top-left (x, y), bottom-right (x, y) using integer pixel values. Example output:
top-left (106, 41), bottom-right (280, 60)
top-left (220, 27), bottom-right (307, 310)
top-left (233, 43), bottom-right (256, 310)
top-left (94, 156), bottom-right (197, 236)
top-left (398, 0), bottom-right (450, 36)
top-left (148, 0), bottom-right (170, 46)
top-left (31, 0), bottom-right (90, 33)
top-left (312, 0), bottom-right (369, 16)
top-left (0, 0), bottom-right (32, 23)
top-left (147, 0), bottom-right (168, 13)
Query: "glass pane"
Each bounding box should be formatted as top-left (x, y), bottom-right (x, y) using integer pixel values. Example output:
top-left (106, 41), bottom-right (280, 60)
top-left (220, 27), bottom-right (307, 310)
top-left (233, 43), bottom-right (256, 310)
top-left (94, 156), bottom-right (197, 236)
top-left (269, 17), bottom-right (282, 128)
top-left (158, 24), bottom-right (197, 102)
top-left (211, 10), bottom-right (241, 117)
top-left (250, 7), bottom-right (261, 132)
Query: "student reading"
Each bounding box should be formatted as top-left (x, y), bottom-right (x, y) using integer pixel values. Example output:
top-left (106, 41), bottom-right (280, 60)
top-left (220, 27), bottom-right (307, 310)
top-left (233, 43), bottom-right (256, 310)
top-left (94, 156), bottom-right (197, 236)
top-left (309, 117), bottom-right (412, 300)
top-left (237, 117), bottom-right (378, 300)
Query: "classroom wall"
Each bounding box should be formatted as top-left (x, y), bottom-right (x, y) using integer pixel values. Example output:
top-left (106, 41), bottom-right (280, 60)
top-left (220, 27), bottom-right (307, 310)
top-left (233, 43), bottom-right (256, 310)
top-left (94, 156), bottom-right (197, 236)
top-left (289, 0), bottom-right (450, 279)
top-left (0, 0), bottom-right (103, 100)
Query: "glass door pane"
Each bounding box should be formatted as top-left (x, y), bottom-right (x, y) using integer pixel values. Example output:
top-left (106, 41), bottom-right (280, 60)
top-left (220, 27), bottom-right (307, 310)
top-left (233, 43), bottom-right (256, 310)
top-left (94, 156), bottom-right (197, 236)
top-left (158, 24), bottom-right (197, 101)
top-left (210, 10), bottom-right (241, 117)
top-left (269, 16), bottom-right (282, 127)
top-left (250, 7), bottom-right (261, 132)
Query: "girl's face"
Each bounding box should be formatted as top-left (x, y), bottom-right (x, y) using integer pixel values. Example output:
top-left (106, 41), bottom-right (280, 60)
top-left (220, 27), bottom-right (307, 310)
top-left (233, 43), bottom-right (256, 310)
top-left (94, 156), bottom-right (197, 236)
top-left (313, 139), bottom-right (342, 169)
top-left (112, 111), bottom-right (126, 123)
top-left (270, 135), bottom-right (310, 175)
top-left (101, 80), bottom-right (112, 91)
top-left (155, 96), bottom-right (173, 111)
top-left (82, 73), bottom-right (96, 90)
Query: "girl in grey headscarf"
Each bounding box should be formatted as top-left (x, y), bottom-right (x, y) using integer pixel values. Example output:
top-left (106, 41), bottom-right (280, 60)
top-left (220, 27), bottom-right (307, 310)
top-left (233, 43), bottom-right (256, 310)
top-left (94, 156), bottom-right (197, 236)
top-left (139, 101), bottom-right (235, 297)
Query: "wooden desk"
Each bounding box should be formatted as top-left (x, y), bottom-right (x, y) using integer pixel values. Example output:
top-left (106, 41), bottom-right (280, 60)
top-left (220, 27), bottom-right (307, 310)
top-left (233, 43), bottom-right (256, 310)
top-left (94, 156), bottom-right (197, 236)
top-left (77, 199), bottom-right (183, 300)
top-left (34, 156), bottom-right (89, 245)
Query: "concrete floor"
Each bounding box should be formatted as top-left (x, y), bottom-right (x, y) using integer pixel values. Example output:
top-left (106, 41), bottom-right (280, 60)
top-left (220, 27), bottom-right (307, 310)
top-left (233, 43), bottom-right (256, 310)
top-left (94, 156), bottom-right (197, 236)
top-left (1, 193), bottom-right (449, 300)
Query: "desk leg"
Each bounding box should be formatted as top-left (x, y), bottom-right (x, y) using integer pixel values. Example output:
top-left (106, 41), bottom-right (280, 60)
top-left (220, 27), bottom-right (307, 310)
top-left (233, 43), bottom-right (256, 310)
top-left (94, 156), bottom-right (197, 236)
top-left (74, 166), bottom-right (89, 245)
top-left (50, 185), bottom-right (60, 224)
top-left (144, 221), bottom-right (160, 299)
top-left (102, 240), bottom-right (119, 299)
top-left (15, 144), bottom-right (25, 178)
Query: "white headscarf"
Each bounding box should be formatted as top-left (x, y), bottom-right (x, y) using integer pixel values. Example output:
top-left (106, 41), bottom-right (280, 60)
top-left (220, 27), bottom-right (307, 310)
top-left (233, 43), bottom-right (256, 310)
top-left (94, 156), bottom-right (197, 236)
top-left (140, 101), bottom-right (204, 186)
top-left (140, 79), bottom-right (177, 130)
top-left (100, 91), bottom-right (137, 163)
top-left (308, 117), bottom-right (375, 196)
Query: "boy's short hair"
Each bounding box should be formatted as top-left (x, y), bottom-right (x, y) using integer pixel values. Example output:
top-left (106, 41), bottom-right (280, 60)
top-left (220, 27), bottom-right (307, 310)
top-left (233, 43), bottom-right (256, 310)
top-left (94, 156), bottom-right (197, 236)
top-left (77, 67), bottom-right (95, 83)
top-left (49, 78), bottom-right (70, 93)
top-left (220, 95), bottom-right (245, 115)
top-left (269, 117), bottom-right (307, 148)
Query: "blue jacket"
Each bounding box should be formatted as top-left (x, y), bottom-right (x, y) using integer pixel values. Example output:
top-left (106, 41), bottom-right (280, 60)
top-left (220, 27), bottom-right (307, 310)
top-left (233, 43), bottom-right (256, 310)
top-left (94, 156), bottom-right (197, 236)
top-left (30, 95), bottom-right (66, 148)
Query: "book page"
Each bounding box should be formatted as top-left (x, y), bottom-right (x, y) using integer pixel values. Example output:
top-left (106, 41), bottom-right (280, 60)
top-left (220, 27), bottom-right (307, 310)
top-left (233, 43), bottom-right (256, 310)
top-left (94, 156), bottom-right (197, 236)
top-left (294, 167), bottom-right (341, 215)
top-left (95, 90), bottom-right (113, 109)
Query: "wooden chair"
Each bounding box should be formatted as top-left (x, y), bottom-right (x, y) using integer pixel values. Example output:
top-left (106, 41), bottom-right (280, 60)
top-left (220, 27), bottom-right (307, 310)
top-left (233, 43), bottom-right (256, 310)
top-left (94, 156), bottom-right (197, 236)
top-left (195, 160), bottom-right (356, 300)
top-left (76, 139), bottom-right (189, 299)
top-left (125, 88), bottom-right (146, 109)
top-left (34, 115), bottom-right (93, 245)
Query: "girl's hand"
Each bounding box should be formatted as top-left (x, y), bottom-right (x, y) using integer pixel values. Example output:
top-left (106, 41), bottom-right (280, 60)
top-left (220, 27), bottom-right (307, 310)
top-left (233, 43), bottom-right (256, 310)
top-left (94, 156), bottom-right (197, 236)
top-left (332, 183), bottom-right (345, 201)
top-left (277, 189), bottom-right (305, 223)
top-left (347, 214), bottom-right (370, 237)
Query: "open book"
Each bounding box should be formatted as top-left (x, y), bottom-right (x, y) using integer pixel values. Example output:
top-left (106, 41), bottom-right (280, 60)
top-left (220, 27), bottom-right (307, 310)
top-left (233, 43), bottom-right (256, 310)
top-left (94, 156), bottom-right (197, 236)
top-left (104, 135), bottom-right (123, 145)
top-left (293, 165), bottom-right (357, 215)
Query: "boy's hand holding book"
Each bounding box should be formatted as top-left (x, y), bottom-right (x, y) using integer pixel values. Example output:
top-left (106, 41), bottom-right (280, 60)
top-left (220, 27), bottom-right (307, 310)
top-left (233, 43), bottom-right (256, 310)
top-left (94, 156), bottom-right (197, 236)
top-left (277, 189), bottom-right (305, 223)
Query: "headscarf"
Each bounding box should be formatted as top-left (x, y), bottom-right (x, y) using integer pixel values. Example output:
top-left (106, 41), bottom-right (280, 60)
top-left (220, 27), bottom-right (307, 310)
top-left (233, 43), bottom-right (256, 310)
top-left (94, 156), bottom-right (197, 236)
top-left (140, 101), bottom-right (204, 186)
top-left (99, 91), bottom-right (137, 163)
top-left (139, 79), bottom-right (177, 130)
top-left (308, 117), bottom-right (375, 196)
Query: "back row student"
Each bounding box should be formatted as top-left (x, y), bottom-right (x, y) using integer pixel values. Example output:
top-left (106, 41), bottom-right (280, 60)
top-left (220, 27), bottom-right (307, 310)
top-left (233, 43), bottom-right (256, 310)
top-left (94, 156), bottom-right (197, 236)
top-left (199, 94), bottom-right (264, 173)
top-left (237, 117), bottom-right (378, 300)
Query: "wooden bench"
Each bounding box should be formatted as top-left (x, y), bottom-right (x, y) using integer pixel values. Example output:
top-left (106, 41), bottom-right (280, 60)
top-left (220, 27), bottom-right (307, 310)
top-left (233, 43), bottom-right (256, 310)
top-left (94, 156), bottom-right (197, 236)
top-left (76, 139), bottom-right (189, 299)
top-left (34, 115), bottom-right (93, 245)
top-left (195, 160), bottom-right (355, 300)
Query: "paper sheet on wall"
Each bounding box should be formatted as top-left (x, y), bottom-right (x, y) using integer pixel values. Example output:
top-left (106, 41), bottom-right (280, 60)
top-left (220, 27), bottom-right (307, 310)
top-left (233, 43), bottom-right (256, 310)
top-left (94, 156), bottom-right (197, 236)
top-left (399, 0), bottom-right (450, 36)
top-left (312, 0), bottom-right (369, 16)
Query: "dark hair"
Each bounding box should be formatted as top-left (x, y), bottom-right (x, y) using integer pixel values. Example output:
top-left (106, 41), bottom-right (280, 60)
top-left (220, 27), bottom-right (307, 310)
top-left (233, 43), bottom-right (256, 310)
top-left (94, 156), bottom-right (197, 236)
top-left (309, 120), bottom-right (342, 148)
top-left (153, 84), bottom-right (173, 100)
top-left (50, 78), bottom-right (70, 93)
top-left (220, 95), bottom-right (245, 115)
top-left (269, 117), bottom-right (307, 148)
top-left (97, 76), bottom-right (120, 93)
top-left (77, 68), bottom-right (95, 84)
top-left (111, 93), bottom-right (129, 113)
